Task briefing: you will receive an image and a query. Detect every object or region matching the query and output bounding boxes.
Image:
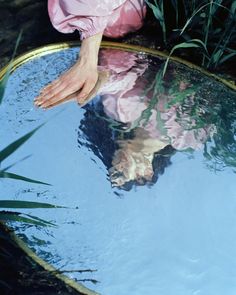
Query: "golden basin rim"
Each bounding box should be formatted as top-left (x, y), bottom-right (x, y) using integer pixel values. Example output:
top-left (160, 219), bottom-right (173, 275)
top-left (0, 41), bottom-right (235, 91)
top-left (2, 222), bottom-right (99, 295)
top-left (0, 41), bottom-right (235, 295)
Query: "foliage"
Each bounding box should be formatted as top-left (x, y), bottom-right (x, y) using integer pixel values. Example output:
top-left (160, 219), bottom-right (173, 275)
top-left (0, 122), bottom-right (57, 226)
top-left (0, 125), bottom-right (50, 185)
top-left (0, 31), bottom-right (63, 227)
top-left (0, 201), bottom-right (66, 227)
top-left (145, 0), bottom-right (236, 69)
top-left (0, 30), bottom-right (22, 104)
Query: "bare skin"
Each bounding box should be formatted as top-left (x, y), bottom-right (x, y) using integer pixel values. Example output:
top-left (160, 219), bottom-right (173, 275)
top-left (34, 32), bottom-right (103, 109)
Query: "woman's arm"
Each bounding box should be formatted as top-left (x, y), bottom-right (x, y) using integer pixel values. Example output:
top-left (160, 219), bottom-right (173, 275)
top-left (34, 32), bottom-right (103, 108)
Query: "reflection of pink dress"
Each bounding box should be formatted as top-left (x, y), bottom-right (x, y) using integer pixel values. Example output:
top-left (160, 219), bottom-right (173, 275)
top-left (48, 0), bottom-right (146, 39)
top-left (98, 50), bottom-right (215, 151)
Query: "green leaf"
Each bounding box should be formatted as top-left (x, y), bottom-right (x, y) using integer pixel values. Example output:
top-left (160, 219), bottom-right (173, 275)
top-left (145, 0), bottom-right (164, 23)
top-left (230, 1), bottom-right (236, 15)
top-left (0, 74), bottom-right (9, 105)
top-left (0, 212), bottom-right (53, 227)
top-left (0, 124), bottom-right (43, 163)
top-left (218, 51), bottom-right (236, 65)
top-left (23, 212), bottom-right (55, 226)
top-left (180, 3), bottom-right (209, 35)
top-left (211, 0), bottom-right (223, 15)
top-left (163, 41), bottom-right (203, 77)
top-left (0, 200), bottom-right (65, 209)
top-left (180, 2), bottom-right (229, 35)
top-left (0, 30), bottom-right (22, 104)
top-left (2, 155), bottom-right (32, 172)
top-left (212, 49), bottom-right (224, 64)
top-left (0, 170), bottom-right (51, 186)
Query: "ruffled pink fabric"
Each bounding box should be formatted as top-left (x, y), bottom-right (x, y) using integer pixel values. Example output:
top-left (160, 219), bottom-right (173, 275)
top-left (48, 0), bottom-right (146, 39)
top-left (97, 49), bottom-right (215, 151)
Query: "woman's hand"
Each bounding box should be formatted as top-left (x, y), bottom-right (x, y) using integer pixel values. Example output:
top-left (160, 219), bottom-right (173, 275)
top-left (34, 32), bottom-right (103, 109)
top-left (34, 61), bottom-right (98, 108)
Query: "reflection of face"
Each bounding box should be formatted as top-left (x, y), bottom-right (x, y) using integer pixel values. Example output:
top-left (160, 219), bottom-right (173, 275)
top-left (91, 50), bottom-right (216, 189)
top-left (109, 148), bottom-right (154, 187)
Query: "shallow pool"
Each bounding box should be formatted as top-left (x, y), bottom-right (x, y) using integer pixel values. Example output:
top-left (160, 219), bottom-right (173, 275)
top-left (1, 45), bottom-right (236, 295)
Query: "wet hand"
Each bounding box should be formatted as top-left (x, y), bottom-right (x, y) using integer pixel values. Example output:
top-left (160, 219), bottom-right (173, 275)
top-left (34, 61), bottom-right (99, 109)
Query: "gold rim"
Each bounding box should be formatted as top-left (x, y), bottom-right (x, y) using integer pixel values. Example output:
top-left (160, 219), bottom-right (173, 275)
top-left (4, 223), bottom-right (99, 295)
top-left (0, 41), bottom-right (235, 91)
top-left (0, 40), bottom-right (235, 295)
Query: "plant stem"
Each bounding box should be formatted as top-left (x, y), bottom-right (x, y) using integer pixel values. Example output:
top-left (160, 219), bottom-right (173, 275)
top-left (202, 0), bottom-right (213, 66)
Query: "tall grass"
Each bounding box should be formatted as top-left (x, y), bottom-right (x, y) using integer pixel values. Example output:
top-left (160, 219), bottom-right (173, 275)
top-left (0, 90), bottom-right (57, 226)
top-left (0, 30), bottom-right (22, 103)
top-left (0, 32), bottom-right (63, 227)
top-left (145, 0), bottom-right (236, 70)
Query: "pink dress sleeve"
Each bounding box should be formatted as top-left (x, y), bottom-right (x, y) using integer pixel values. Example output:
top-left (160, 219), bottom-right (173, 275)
top-left (48, 0), bottom-right (146, 40)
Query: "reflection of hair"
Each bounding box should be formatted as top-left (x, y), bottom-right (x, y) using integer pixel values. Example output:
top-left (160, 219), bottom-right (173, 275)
top-left (77, 102), bottom-right (175, 191)
top-left (117, 145), bottom-right (175, 191)
top-left (77, 103), bottom-right (117, 169)
top-left (152, 145), bottom-right (175, 184)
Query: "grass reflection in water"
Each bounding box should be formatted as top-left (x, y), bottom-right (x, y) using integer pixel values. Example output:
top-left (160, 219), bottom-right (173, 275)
top-left (1, 46), bottom-right (236, 294)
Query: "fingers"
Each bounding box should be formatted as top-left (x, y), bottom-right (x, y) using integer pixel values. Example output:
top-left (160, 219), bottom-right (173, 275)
top-left (44, 92), bottom-right (76, 109)
top-left (34, 63), bottom-right (101, 109)
top-left (35, 82), bottom-right (65, 106)
top-left (35, 74), bottom-right (81, 108)
top-left (39, 82), bottom-right (83, 109)
top-left (41, 78), bottom-right (61, 93)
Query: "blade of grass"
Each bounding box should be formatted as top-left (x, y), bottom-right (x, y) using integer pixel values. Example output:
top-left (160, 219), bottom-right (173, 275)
top-left (0, 212), bottom-right (53, 227)
top-left (0, 200), bottom-right (65, 209)
top-left (0, 170), bottom-right (51, 186)
top-left (180, 2), bottom-right (230, 36)
top-left (202, 0), bottom-right (214, 66)
top-left (2, 155), bottom-right (32, 171)
top-left (217, 51), bottom-right (236, 65)
top-left (23, 212), bottom-right (55, 226)
top-left (0, 30), bottom-right (22, 104)
top-left (230, 1), bottom-right (236, 15)
top-left (145, 0), bottom-right (166, 44)
top-left (0, 124), bottom-right (43, 163)
top-left (162, 39), bottom-right (208, 77)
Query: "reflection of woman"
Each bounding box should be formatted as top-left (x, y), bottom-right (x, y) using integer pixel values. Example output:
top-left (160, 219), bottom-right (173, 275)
top-left (104, 92), bottom-right (215, 187)
top-left (78, 104), bottom-right (175, 191)
top-left (77, 50), bottom-right (215, 189)
top-left (34, 0), bottom-right (146, 108)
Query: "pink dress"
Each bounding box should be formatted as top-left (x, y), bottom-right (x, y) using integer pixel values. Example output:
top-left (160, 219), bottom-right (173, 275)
top-left (97, 49), bottom-right (215, 151)
top-left (48, 0), bottom-right (146, 39)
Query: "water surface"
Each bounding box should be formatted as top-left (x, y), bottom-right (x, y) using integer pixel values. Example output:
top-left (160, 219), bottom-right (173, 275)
top-left (1, 46), bottom-right (236, 295)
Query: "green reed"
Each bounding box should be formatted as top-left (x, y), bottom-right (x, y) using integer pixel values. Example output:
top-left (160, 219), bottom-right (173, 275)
top-left (0, 30), bottom-right (22, 103)
top-left (146, 0), bottom-right (236, 70)
top-left (0, 32), bottom-right (65, 227)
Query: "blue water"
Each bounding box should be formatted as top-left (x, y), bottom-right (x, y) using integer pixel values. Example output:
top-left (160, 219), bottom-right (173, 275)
top-left (1, 47), bottom-right (236, 295)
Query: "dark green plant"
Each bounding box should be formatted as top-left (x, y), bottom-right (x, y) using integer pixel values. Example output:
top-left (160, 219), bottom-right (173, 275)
top-left (146, 0), bottom-right (236, 69)
top-left (0, 201), bottom-right (66, 227)
top-left (0, 32), bottom-right (65, 227)
top-left (0, 30), bottom-right (22, 103)
top-left (0, 121), bottom-right (57, 226)
top-left (0, 125), bottom-right (50, 185)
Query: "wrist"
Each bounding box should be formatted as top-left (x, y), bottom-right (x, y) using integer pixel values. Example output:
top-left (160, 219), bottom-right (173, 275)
top-left (78, 32), bottom-right (103, 67)
top-left (77, 53), bottom-right (98, 70)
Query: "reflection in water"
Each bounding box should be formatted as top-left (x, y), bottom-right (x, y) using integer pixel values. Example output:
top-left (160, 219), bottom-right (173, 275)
top-left (1, 46), bottom-right (236, 295)
top-left (77, 49), bottom-right (225, 190)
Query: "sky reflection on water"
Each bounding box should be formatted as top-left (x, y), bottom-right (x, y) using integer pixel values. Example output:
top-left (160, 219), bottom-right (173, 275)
top-left (1, 46), bottom-right (236, 295)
